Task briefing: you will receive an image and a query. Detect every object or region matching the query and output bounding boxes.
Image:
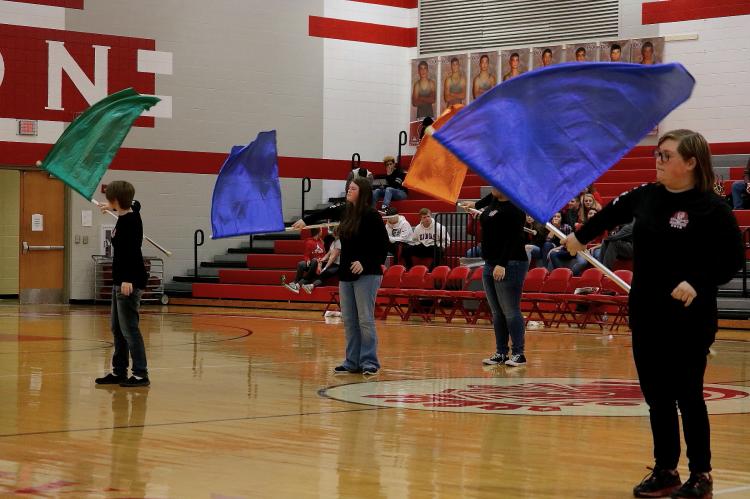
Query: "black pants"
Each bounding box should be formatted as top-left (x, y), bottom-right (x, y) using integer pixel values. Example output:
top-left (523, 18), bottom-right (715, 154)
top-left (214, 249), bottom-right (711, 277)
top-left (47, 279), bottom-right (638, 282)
top-left (402, 244), bottom-right (442, 269)
top-left (632, 329), bottom-right (711, 473)
top-left (111, 286), bottom-right (148, 378)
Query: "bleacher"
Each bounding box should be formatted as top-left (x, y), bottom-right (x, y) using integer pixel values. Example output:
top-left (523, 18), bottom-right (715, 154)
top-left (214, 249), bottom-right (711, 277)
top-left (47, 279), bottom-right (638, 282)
top-left (184, 147), bottom-right (750, 321)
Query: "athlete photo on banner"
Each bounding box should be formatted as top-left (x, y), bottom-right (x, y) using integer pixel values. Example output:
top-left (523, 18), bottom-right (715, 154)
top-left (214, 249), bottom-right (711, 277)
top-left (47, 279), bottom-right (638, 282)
top-left (469, 51), bottom-right (498, 101)
top-left (631, 37), bottom-right (665, 65)
top-left (439, 54), bottom-right (468, 113)
top-left (600, 39), bottom-right (633, 63)
top-left (500, 48), bottom-right (530, 82)
top-left (531, 45), bottom-right (564, 69)
top-left (409, 57), bottom-right (438, 145)
top-left (565, 42), bottom-right (599, 63)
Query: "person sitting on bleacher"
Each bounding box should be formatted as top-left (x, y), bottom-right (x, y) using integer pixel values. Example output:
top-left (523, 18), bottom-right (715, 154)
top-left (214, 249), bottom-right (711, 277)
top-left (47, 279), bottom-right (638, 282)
top-left (524, 214), bottom-right (549, 267)
top-left (372, 156), bottom-right (408, 212)
top-left (384, 207), bottom-right (413, 264)
top-left (730, 157), bottom-right (750, 209)
top-left (545, 212), bottom-right (574, 271)
top-left (345, 166), bottom-right (374, 193)
top-left (562, 197), bottom-right (582, 227)
top-left (300, 228), bottom-right (341, 294)
top-left (282, 228), bottom-right (326, 293)
top-left (402, 208), bottom-right (450, 269)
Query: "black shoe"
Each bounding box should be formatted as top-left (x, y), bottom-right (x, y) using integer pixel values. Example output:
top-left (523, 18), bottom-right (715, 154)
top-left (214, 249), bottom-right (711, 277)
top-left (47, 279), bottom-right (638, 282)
top-left (633, 466), bottom-right (682, 498)
top-left (671, 473), bottom-right (712, 498)
top-left (482, 353), bottom-right (508, 365)
top-left (119, 376), bottom-right (150, 387)
top-left (505, 354), bottom-right (527, 367)
top-left (362, 368), bottom-right (379, 376)
top-left (95, 373), bottom-right (126, 385)
top-left (333, 365), bottom-right (359, 375)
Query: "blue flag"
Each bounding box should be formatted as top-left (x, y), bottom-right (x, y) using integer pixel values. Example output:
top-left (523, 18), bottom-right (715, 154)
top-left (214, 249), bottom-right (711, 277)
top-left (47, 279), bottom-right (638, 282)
top-left (432, 62), bottom-right (695, 223)
top-left (211, 131), bottom-right (284, 238)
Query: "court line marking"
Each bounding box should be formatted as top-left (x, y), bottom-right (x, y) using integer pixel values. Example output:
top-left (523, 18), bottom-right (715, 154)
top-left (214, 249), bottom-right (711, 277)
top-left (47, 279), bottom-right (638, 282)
top-left (0, 406), bottom-right (388, 439)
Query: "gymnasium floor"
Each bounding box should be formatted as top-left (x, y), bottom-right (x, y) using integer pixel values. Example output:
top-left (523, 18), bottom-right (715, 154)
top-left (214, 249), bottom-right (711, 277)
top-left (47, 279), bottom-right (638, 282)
top-left (0, 301), bottom-right (748, 498)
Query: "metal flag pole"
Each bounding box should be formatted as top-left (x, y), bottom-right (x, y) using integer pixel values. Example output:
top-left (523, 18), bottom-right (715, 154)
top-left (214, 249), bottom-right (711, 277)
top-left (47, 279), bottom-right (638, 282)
top-left (91, 199), bottom-right (173, 257)
top-left (545, 222), bottom-right (630, 293)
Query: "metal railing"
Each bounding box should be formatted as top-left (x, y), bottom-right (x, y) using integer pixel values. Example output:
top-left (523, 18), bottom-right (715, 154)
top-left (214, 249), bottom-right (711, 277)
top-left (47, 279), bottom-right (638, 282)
top-left (194, 229), bottom-right (204, 279)
top-left (397, 130), bottom-right (407, 168)
top-left (300, 177), bottom-right (311, 219)
top-left (433, 212), bottom-right (477, 268)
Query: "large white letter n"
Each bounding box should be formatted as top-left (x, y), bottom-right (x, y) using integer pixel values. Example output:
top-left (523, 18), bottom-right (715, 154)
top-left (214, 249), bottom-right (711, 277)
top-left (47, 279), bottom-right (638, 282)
top-left (46, 41), bottom-right (110, 111)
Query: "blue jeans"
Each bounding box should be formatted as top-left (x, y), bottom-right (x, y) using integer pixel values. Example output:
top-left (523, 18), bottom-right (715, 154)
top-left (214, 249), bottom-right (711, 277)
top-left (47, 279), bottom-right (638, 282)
top-left (731, 180), bottom-right (748, 209)
top-left (466, 244), bottom-right (482, 258)
top-left (339, 275), bottom-right (382, 370)
top-left (111, 286), bottom-right (148, 377)
top-left (373, 187), bottom-right (407, 207)
top-left (482, 261), bottom-right (528, 356)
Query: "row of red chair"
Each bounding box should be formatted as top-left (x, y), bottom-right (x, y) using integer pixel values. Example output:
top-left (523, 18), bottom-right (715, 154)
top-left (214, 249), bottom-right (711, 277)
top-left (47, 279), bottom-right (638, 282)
top-left (323, 265), bottom-right (633, 330)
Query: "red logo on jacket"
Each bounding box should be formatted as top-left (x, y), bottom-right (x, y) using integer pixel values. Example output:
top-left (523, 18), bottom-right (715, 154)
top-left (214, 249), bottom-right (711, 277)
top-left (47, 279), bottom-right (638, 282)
top-left (669, 211), bottom-right (689, 229)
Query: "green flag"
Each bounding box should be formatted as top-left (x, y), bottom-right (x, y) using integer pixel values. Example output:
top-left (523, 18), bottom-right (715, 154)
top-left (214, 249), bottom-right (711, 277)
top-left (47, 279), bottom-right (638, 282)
top-left (40, 88), bottom-right (160, 199)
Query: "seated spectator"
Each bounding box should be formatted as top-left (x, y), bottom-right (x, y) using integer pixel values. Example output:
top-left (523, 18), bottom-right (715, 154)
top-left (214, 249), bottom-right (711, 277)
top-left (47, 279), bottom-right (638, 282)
top-left (562, 198), bottom-right (581, 227)
top-left (592, 221), bottom-right (634, 269)
top-left (575, 207), bottom-right (599, 231)
top-left (344, 166), bottom-right (374, 193)
top-left (384, 207), bottom-right (413, 264)
top-left (372, 156), bottom-right (408, 211)
top-left (524, 214), bottom-right (548, 267)
top-left (578, 193), bottom-right (602, 222)
top-left (282, 228), bottom-right (325, 293)
top-left (546, 212), bottom-right (574, 271)
top-left (465, 208), bottom-right (483, 258)
top-left (583, 184), bottom-right (604, 206)
top-left (731, 158), bottom-right (750, 209)
top-left (300, 228), bottom-right (341, 294)
top-left (402, 208), bottom-right (450, 269)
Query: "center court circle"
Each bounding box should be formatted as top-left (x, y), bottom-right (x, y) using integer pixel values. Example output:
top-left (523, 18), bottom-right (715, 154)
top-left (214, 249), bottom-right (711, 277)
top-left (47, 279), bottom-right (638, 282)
top-left (322, 378), bottom-right (750, 416)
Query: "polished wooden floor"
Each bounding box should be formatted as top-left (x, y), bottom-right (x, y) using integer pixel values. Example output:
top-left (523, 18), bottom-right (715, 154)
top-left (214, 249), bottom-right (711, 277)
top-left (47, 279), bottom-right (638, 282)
top-left (0, 300), bottom-right (748, 498)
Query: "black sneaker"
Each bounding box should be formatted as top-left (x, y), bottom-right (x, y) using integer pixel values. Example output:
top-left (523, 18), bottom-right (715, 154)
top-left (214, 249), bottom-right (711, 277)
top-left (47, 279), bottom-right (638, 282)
top-left (95, 373), bottom-right (126, 385)
top-left (362, 368), bottom-right (379, 376)
top-left (333, 365), bottom-right (358, 375)
top-left (505, 354), bottom-right (527, 367)
top-left (482, 353), bottom-right (508, 365)
top-left (119, 376), bottom-right (150, 387)
top-left (671, 472), bottom-right (712, 499)
top-left (633, 466), bottom-right (682, 498)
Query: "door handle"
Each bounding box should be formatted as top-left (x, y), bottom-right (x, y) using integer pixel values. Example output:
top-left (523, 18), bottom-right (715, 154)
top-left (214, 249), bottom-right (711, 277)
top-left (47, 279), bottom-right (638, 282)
top-left (22, 242), bottom-right (65, 254)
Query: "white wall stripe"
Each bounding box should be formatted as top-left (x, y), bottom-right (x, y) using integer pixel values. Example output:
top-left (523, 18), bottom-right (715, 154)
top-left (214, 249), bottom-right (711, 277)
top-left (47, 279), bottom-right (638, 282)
top-left (0, 118), bottom-right (63, 144)
top-left (137, 49), bottom-right (173, 75)
top-left (324, 0), bottom-right (416, 28)
top-left (0, 0), bottom-right (65, 30)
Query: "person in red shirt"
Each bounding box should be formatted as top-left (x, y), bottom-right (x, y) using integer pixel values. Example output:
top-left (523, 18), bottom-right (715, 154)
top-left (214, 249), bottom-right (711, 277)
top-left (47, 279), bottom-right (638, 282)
top-left (283, 228), bottom-right (326, 293)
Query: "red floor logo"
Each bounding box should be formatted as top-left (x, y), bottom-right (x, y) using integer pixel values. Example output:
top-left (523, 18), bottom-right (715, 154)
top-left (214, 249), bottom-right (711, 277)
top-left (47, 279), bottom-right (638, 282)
top-left (323, 378), bottom-right (750, 416)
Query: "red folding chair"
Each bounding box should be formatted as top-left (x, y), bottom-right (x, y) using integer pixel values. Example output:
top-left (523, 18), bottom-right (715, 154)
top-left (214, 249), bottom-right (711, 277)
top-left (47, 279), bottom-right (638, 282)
top-left (523, 267), bottom-right (572, 327)
top-left (378, 265), bottom-right (428, 320)
top-left (430, 266), bottom-right (471, 322)
top-left (442, 266), bottom-right (483, 323)
top-left (553, 268), bottom-right (604, 328)
top-left (403, 265), bottom-right (450, 321)
top-left (587, 270), bottom-right (632, 331)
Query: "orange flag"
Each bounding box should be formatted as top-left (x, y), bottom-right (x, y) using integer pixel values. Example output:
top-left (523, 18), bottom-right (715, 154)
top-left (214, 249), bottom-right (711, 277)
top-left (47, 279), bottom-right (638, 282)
top-left (403, 104), bottom-right (468, 204)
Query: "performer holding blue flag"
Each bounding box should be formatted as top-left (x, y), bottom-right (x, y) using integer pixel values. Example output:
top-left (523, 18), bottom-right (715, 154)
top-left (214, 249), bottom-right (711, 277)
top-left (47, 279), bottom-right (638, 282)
top-left (566, 130), bottom-right (743, 499)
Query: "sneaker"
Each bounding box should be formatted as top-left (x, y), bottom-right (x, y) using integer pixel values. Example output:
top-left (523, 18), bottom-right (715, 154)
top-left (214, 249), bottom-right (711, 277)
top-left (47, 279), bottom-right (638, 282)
top-left (333, 365), bottom-right (359, 375)
top-left (283, 282), bottom-right (300, 294)
top-left (505, 354), bottom-right (527, 366)
top-left (362, 367), bottom-right (379, 376)
top-left (633, 466), bottom-right (682, 498)
top-left (301, 284), bottom-right (314, 294)
top-left (119, 376), bottom-right (150, 387)
top-left (671, 472), bottom-right (712, 499)
top-left (482, 353), bottom-right (508, 365)
top-left (95, 373), bottom-right (126, 385)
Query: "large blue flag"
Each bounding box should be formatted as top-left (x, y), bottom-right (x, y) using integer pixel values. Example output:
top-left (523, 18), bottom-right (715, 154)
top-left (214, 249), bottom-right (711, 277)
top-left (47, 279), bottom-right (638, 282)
top-left (211, 131), bottom-right (284, 238)
top-left (431, 62), bottom-right (695, 223)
